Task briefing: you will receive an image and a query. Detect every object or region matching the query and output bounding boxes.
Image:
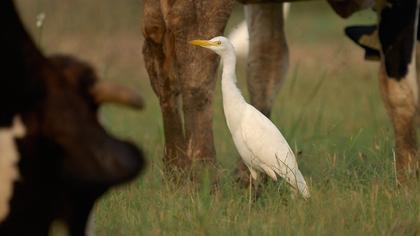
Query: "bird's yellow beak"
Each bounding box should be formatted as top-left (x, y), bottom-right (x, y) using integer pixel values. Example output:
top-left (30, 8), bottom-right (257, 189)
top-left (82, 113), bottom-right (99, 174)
top-left (190, 39), bottom-right (218, 47)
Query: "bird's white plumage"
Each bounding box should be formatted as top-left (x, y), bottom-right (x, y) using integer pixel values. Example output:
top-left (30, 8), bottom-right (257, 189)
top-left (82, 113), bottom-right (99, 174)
top-left (229, 98), bottom-right (310, 199)
top-left (191, 36), bottom-right (310, 199)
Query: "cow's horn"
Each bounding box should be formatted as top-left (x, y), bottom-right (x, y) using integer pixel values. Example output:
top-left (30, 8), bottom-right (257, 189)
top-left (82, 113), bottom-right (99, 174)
top-left (91, 81), bottom-right (144, 109)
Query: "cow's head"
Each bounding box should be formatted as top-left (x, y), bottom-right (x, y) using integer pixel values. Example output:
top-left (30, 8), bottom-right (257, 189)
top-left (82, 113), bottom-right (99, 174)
top-left (18, 55), bottom-right (146, 186)
top-left (0, 1), bottom-right (146, 233)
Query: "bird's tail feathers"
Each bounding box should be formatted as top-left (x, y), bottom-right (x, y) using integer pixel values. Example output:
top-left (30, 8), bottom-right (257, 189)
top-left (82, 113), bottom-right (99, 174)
top-left (293, 169), bottom-right (310, 199)
top-left (272, 164), bottom-right (310, 199)
top-left (273, 153), bottom-right (310, 199)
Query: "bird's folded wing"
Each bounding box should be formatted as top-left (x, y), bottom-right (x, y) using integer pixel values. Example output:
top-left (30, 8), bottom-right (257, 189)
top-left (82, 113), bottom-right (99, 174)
top-left (240, 105), bottom-right (298, 174)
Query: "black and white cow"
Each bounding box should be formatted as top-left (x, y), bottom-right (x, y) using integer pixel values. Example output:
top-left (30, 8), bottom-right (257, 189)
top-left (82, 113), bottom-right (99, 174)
top-left (342, 0), bottom-right (420, 182)
top-left (0, 1), bottom-right (146, 235)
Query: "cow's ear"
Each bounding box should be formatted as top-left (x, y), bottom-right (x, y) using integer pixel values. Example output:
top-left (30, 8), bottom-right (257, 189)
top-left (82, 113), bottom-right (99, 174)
top-left (90, 81), bottom-right (145, 109)
top-left (345, 25), bottom-right (381, 61)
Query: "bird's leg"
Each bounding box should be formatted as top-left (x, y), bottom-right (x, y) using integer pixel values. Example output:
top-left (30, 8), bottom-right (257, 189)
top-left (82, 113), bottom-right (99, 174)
top-left (248, 171), bottom-right (252, 212)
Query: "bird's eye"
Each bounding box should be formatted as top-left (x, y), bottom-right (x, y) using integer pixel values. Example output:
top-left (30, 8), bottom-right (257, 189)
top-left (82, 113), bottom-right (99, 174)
top-left (217, 41), bottom-right (222, 45)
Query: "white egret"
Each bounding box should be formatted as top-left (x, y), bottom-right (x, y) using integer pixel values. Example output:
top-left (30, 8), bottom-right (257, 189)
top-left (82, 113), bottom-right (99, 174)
top-left (190, 37), bottom-right (310, 199)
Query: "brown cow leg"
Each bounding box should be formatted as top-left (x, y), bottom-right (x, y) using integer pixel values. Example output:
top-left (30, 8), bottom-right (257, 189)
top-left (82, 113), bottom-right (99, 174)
top-left (144, 41), bottom-right (187, 172)
top-left (245, 3), bottom-right (288, 118)
top-left (170, 0), bottom-right (234, 177)
top-left (416, 44), bottom-right (420, 126)
top-left (379, 62), bottom-right (419, 184)
top-left (236, 3), bottom-right (289, 186)
top-left (181, 78), bottom-right (217, 169)
top-left (143, 0), bottom-right (188, 173)
top-left (143, 0), bottom-right (234, 178)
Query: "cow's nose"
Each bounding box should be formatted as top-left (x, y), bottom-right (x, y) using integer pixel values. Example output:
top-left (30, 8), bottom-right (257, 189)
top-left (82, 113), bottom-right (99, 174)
top-left (112, 141), bottom-right (146, 183)
top-left (98, 138), bottom-right (146, 186)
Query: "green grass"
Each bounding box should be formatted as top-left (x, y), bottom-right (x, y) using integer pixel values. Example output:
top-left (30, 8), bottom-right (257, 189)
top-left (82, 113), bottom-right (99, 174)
top-left (16, 1), bottom-right (420, 235)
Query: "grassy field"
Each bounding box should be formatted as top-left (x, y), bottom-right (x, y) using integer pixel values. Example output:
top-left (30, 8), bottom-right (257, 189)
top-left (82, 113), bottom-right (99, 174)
top-left (17, 1), bottom-right (420, 235)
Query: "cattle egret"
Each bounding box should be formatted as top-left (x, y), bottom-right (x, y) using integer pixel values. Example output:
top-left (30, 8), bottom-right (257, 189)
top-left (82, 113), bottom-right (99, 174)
top-left (190, 37), bottom-right (310, 199)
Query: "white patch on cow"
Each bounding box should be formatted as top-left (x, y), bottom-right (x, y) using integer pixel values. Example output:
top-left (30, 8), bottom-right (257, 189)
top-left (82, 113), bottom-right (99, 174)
top-left (0, 116), bottom-right (26, 223)
top-left (86, 210), bottom-right (96, 236)
top-left (11, 116), bottom-right (26, 138)
top-left (228, 3), bottom-right (290, 59)
top-left (407, 56), bottom-right (418, 102)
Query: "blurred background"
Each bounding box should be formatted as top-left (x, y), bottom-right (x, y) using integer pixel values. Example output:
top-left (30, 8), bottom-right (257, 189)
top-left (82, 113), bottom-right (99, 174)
top-left (15, 1), bottom-right (408, 235)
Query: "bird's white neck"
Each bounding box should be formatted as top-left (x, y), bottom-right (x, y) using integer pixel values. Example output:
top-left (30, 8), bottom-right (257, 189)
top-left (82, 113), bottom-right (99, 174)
top-left (220, 49), bottom-right (247, 131)
top-left (221, 51), bottom-right (237, 81)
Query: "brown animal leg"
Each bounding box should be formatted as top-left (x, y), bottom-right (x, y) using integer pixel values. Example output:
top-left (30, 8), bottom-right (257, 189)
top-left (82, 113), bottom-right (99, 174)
top-left (416, 44), bottom-right (420, 126)
top-left (170, 0), bottom-right (234, 173)
top-left (143, 0), bottom-right (234, 175)
top-left (379, 63), bottom-right (419, 183)
top-left (377, 0), bottom-right (420, 183)
top-left (143, 0), bottom-right (187, 172)
top-left (236, 3), bottom-right (289, 186)
top-left (180, 65), bottom-right (218, 168)
top-left (245, 3), bottom-right (288, 118)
